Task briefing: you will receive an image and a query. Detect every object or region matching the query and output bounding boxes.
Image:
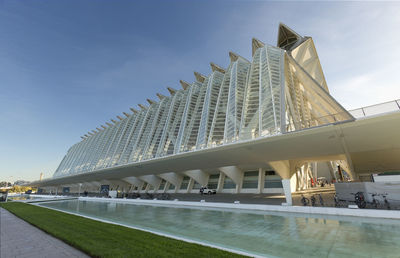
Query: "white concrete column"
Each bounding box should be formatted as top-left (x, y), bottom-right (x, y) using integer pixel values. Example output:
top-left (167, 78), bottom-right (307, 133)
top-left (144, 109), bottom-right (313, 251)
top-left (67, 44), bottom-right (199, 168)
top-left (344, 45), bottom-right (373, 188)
top-left (162, 181), bottom-right (168, 192)
top-left (103, 179), bottom-right (129, 191)
top-left (257, 168), bottom-right (265, 194)
top-left (144, 183), bottom-right (151, 193)
top-left (139, 175), bottom-right (162, 191)
top-left (164, 182), bottom-right (170, 192)
top-left (187, 178), bottom-right (195, 193)
top-left (217, 172), bottom-right (225, 193)
top-left (269, 160), bottom-right (297, 205)
top-left (122, 176), bottom-right (144, 187)
top-left (158, 172), bottom-right (183, 190)
top-left (183, 169), bottom-right (209, 187)
top-left (281, 179), bottom-right (292, 206)
top-left (218, 166), bottom-right (243, 193)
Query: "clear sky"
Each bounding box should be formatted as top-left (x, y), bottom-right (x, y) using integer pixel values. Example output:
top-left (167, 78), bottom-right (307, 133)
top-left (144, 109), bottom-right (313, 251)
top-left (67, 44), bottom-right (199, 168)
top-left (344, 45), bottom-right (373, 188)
top-left (1, 1), bottom-right (400, 183)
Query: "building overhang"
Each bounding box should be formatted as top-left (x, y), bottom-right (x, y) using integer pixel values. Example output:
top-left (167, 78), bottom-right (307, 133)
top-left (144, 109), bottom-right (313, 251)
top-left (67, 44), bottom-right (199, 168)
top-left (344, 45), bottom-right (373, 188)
top-left (30, 111), bottom-right (400, 187)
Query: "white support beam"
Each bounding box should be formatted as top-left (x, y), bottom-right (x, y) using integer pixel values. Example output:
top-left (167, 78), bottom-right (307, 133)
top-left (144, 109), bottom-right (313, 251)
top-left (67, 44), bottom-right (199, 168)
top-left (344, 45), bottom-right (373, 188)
top-left (269, 160), bottom-right (298, 205)
top-left (217, 172), bottom-right (224, 193)
top-left (100, 179), bottom-right (129, 191)
top-left (183, 169), bottom-right (209, 187)
top-left (138, 175), bottom-right (162, 189)
top-left (257, 168), bottom-right (265, 194)
top-left (218, 166), bottom-right (244, 193)
top-left (158, 172), bottom-right (183, 188)
top-left (122, 176), bottom-right (144, 187)
top-left (187, 178), bottom-right (195, 193)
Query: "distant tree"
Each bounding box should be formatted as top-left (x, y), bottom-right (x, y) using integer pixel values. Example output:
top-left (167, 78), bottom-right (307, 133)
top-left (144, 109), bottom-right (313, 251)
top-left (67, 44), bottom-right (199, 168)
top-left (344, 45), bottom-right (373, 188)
top-left (0, 181), bottom-right (10, 187)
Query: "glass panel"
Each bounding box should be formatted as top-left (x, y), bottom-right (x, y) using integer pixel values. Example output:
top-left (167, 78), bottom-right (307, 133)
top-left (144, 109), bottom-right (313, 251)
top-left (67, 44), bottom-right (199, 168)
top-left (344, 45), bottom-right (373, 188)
top-left (264, 175), bottom-right (283, 188)
top-left (223, 176), bottom-right (236, 189)
top-left (158, 179), bottom-right (166, 190)
top-left (180, 176), bottom-right (190, 190)
top-left (192, 181), bottom-right (201, 189)
top-left (207, 174), bottom-right (219, 189)
top-left (242, 171), bottom-right (259, 189)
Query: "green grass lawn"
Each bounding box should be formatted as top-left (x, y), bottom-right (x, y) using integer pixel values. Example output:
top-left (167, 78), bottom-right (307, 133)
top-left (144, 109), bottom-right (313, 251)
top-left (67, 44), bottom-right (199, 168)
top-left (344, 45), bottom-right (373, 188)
top-left (1, 202), bottom-right (245, 258)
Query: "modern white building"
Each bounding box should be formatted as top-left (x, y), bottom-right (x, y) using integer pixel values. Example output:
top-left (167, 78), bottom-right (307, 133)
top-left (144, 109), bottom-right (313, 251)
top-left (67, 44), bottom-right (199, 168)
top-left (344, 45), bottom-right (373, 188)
top-left (31, 24), bottom-right (400, 205)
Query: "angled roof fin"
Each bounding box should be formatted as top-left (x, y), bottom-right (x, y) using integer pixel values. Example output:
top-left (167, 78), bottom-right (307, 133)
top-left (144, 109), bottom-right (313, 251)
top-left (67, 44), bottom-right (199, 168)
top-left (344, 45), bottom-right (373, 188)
top-left (156, 93), bottom-right (166, 100)
top-left (228, 51), bottom-right (249, 63)
top-left (147, 98), bottom-right (156, 105)
top-left (252, 38), bottom-right (265, 56)
top-left (194, 72), bottom-right (206, 83)
top-left (167, 87), bottom-right (177, 95)
top-left (229, 51), bottom-right (239, 62)
top-left (138, 104), bottom-right (147, 110)
top-left (123, 112), bottom-right (130, 117)
top-left (210, 62), bottom-right (225, 74)
top-left (130, 107), bottom-right (138, 113)
top-left (277, 23), bottom-right (303, 50)
top-left (179, 80), bottom-right (190, 90)
top-left (116, 115), bottom-right (123, 120)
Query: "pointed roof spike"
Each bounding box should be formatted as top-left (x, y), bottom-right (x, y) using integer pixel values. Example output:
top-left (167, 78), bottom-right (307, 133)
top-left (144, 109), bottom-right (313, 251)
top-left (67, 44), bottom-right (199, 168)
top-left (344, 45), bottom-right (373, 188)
top-left (229, 51), bottom-right (239, 62)
top-left (252, 38), bottom-right (265, 56)
top-left (179, 80), bottom-right (190, 90)
top-left (96, 127), bottom-right (102, 131)
top-left (138, 104), bottom-right (147, 110)
top-left (130, 107), bottom-right (138, 113)
top-left (88, 132), bottom-right (94, 136)
top-left (156, 93), bottom-right (166, 100)
top-left (228, 51), bottom-right (250, 63)
top-left (194, 72), bottom-right (206, 83)
top-left (81, 136), bottom-right (86, 140)
top-left (123, 112), bottom-right (130, 117)
top-left (277, 23), bottom-right (303, 50)
top-left (210, 62), bottom-right (226, 74)
top-left (167, 87), bottom-right (177, 95)
top-left (110, 119), bottom-right (117, 124)
top-left (84, 134), bottom-right (89, 137)
top-left (101, 125), bottom-right (107, 129)
top-left (147, 98), bottom-right (156, 105)
top-left (116, 115), bottom-right (123, 120)
top-left (91, 130), bottom-right (97, 134)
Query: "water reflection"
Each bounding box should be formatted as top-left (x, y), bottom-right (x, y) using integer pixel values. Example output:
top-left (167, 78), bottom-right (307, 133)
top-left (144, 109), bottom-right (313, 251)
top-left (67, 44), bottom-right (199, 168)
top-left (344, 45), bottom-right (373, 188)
top-left (39, 200), bottom-right (400, 257)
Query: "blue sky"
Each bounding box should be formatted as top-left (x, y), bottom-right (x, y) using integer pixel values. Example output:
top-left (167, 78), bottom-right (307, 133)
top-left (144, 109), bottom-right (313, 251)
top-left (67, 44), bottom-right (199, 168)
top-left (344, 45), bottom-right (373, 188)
top-left (1, 1), bottom-right (400, 182)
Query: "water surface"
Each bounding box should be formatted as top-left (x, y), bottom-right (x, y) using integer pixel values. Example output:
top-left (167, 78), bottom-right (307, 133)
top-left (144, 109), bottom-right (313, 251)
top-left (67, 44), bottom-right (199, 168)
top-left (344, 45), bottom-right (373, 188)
top-left (39, 200), bottom-right (400, 257)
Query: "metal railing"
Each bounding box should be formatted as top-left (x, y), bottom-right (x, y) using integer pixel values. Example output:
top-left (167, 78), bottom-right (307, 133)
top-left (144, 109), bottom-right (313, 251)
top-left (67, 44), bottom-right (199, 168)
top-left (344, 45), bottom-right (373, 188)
top-left (349, 99), bottom-right (400, 119)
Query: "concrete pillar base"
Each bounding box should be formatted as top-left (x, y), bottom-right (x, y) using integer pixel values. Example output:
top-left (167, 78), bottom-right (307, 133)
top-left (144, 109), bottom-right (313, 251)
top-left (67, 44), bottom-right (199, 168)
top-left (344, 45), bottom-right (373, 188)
top-left (282, 179), bottom-right (293, 206)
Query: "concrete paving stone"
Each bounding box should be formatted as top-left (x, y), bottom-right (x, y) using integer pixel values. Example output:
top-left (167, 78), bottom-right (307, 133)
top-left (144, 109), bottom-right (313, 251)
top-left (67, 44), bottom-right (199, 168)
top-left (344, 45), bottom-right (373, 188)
top-left (0, 208), bottom-right (89, 258)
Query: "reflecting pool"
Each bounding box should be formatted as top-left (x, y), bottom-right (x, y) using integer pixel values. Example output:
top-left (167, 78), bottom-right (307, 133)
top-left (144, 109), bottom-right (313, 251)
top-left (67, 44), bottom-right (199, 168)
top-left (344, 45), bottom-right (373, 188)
top-left (38, 200), bottom-right (400, 257)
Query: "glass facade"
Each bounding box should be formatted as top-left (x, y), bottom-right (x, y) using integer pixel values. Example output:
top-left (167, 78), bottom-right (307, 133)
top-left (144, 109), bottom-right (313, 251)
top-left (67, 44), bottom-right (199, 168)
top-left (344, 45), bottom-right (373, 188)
top-left (53, 24), bottom-right (354, 179)
top-left (180, 176), bottom-right (190, 190)
top-left (223, 176), bottom-right (236, 189)
top-left (242, 171), bottom-right (259, 189)
top-left (207, 174), bottom-right (219, 189)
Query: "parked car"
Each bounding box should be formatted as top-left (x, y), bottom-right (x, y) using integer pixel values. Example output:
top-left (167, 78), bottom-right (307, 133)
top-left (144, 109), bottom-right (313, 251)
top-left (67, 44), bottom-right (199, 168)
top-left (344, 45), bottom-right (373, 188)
top-left (200, 187), bottom-right (216, 195)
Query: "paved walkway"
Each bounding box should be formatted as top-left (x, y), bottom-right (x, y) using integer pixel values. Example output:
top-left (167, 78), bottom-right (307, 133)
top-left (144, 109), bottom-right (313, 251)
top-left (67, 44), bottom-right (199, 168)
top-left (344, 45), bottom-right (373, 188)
top-left (0, 208), bottom-right (89, 258)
